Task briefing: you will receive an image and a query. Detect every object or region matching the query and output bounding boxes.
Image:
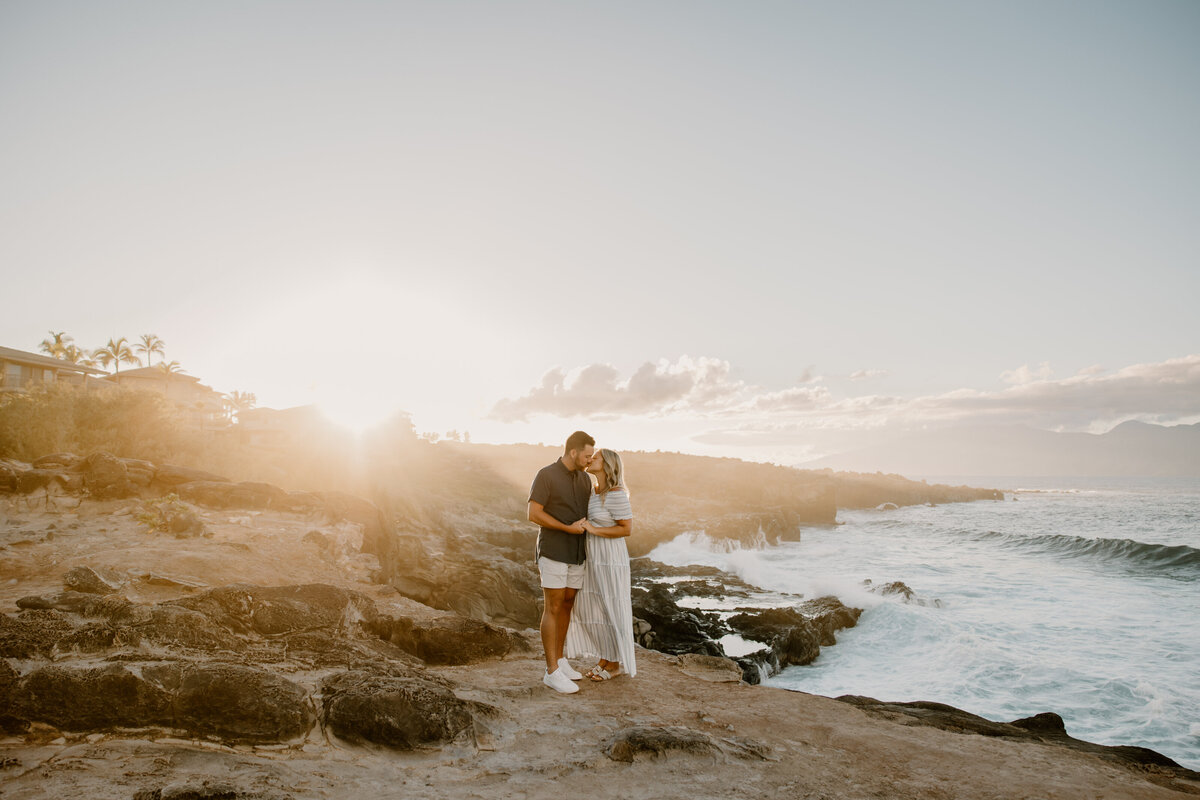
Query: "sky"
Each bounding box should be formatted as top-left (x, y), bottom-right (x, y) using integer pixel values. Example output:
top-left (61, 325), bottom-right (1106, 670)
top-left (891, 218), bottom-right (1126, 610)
top-left (2, 0), bottom-right (1198, 464)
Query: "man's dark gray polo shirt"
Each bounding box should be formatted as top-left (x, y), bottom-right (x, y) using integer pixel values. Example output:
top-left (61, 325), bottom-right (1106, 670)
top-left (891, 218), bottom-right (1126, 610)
top-left (529, 459), bottom-right (591, 565)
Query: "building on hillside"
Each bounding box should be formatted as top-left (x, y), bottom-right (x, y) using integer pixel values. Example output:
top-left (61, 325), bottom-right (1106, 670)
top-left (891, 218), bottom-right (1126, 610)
top-left (234, 405), bottom-right (328, 449)
top-left (102, 366), bottom-right (230, 431)
top-left (0, 346), bottom-right (108, 393)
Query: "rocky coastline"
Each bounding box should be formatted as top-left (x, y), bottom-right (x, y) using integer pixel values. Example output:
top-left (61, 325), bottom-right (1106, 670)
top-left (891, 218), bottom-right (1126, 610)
top-left (1, 450), bottom-right (1195, 799)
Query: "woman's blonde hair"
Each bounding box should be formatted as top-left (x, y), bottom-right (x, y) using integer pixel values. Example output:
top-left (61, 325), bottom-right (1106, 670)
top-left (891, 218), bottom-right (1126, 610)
top-left (596, 448), bottom-right (626, 496)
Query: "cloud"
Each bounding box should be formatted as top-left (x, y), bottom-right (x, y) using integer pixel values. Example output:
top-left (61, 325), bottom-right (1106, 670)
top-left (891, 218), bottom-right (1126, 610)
top-left (1001, 362), bottom-right (1053, 385)
top-left (488, 356), bottom-right (746, 422)
top-left (848, 369), bottom-right (888, 381)
top-left (491, 354), bottom-right (1200, 443)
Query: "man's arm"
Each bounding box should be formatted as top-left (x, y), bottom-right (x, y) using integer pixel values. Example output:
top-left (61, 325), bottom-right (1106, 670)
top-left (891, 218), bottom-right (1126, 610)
top-left (528, 501), bottom-right (586, 535)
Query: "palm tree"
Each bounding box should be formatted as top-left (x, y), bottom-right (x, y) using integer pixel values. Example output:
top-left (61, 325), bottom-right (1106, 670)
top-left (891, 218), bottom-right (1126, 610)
top-left (77, 349), bottom-right (102, 369)
top-left (95, 337), bottom-right (140, 375)
top-left (135, 334), bottom-right (166, 367)
top-left (155, 360), bottom-right (185, 396)
top-left (226, 390), bottom-right (257, 424)
top-left (61, 344), bottom-right (86, 364)
top-left (39, 331), bottom-right (74, 359)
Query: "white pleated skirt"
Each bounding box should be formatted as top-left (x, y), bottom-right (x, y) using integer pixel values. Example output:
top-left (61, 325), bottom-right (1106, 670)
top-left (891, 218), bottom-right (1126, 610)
top-left (564, 533), bottom-right (637, 676)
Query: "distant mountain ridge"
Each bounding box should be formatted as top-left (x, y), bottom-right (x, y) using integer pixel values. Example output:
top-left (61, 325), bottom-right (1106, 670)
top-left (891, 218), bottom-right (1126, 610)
top-left (801, 421), bottom-right (1200, 477)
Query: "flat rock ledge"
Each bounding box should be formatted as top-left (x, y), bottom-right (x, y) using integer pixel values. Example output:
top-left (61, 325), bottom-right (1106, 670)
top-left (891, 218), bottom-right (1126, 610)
top-left (838, 696), bottom-right (1200, 790)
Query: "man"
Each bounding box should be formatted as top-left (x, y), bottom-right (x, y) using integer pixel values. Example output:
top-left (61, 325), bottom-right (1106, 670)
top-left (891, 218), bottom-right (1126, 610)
top-left (527, 430), bottom-right (594, 694)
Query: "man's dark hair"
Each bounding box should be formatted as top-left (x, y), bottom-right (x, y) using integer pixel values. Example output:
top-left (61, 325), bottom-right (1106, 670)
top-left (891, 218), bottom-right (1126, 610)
top-left (564, 430), bottom-right (595, 454)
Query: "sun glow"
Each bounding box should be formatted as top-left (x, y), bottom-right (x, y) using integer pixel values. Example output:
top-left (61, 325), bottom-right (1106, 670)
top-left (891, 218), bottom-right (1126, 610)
top-left (233, 271), bottom-right (488, 435)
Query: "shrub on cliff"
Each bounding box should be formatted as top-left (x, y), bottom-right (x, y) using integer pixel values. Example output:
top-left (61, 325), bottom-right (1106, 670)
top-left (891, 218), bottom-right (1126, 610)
top-left (0, 383), bottom-right (202, 464)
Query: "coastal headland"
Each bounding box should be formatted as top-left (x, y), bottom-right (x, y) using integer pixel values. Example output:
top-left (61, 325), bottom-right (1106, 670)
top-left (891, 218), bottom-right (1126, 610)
top-left (1, 448), bottom-right (1195, 799)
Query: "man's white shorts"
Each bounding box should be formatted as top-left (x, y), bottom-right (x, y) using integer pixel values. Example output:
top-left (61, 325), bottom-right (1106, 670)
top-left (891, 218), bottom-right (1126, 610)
top-left (538, 556), bottom-right (585, 590)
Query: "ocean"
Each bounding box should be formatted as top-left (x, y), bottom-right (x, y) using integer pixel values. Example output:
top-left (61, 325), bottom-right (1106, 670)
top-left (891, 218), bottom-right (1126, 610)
top-left (647, 476), bottom-right (1200, 769)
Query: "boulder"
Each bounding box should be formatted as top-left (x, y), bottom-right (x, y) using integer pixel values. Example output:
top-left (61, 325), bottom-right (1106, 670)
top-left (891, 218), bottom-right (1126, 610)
top-left (368, 614), bottom-right (523, 665)
top-left (0, 659), bottom-right (26, 733)
top-left (175, 481), bottom-right (288, 510)
top-left (12, 663), bottom-right (174, 731)
top-left (153, 464), bottom-right (230, 486)
top-left (81, 451), bottom-right (135, 499)
top-left (630, 583), bottom-right (726, 657)
top-left (63, 565), bottom-right (123, 595)
top-left (168, 584), bottom-right (379, 637)
top-left (32, 453), bottom-right (81, 469)
top-left (320, 670), bottom-right (485, 749)
top-left (14, 468), bottom-right (76, 494)
top-left (144, 663), bottom-right (314, 744)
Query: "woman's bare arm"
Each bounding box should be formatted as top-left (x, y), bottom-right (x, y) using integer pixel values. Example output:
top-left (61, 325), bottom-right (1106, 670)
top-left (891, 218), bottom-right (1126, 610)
top-left (583, 518), bottom-right (633, 538)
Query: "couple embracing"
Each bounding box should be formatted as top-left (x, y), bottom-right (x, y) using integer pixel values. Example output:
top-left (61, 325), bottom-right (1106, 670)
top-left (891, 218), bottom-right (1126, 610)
top-left (527, 431), bottom-right (637, 694)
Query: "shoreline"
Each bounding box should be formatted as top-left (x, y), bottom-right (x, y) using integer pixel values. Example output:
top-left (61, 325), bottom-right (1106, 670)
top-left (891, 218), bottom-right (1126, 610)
top-left (2, 452), bottom-right (1196, 797)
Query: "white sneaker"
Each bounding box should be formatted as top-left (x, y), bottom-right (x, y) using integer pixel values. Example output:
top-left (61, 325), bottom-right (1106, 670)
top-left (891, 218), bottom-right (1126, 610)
top-left (543, 668), bottom-right (579, 694)
top-left (558, 658), bottom-right (583, 681)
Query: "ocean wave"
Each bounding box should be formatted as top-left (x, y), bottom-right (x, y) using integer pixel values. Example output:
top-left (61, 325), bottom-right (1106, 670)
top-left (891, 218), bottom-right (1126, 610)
top-left (970, 530), bottom-right (1200, 573)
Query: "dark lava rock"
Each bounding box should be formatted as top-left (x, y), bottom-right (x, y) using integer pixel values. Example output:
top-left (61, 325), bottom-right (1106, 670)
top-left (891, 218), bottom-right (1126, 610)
top-left (81, 451), bottom-right (135, 499)
top-left (134, 781), bottom-right (294, 800)
top-left (0, 659), bottom-right (27, 733)
top-left (153, 464), bottom-right (231, 486)
top-left (63, 565), bottom-right (122, 594)
top-left (0, 609), bottom-right (74, 657)
top-left (168, 584), bottom-right (379, 637)
top-left (838, 697), bottom-right (1200, 782)
top-left (144, 663), bottom-right (314, 744)
top-left (32, 453), bottom-right (81, 470)
top-left (726, 598), bottom-right (862, 673)
top-left (376, 533), bottom-right (541, 629)
top-left (13, 663), bottom-right (174, 730)
top-left (367, 614), bottom-right (525, 665)
top-left (14, 468), bottom-right (76, 494)
top-left (321, 670), bottom-right (486, 749)
top-left (630, 584), bottom-right (727, 657)
top-left (604, 726), bottom-right (721, 762)
top-left (175, 481), bottom-right (288, 510)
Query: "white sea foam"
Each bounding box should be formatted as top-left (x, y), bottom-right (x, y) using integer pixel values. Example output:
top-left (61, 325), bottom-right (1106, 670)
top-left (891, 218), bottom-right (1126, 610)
top-left (656, 477), bottom-right (1200, 769)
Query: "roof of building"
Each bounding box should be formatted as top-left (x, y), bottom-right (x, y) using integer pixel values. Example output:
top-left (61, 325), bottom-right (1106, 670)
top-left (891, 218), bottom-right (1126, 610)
top-left (0, 346), bottom-right (109, 375)
top-left (104, 366), bottom-right (201, 382)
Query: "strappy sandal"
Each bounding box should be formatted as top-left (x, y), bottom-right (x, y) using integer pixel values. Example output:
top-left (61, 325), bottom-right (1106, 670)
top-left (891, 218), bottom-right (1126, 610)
top-left (587, 664), bottom-right (620, 681)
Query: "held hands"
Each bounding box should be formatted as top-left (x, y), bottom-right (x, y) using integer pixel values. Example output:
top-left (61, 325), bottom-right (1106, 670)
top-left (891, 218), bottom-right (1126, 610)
top-left (567, 518), bottom-right (589, 535)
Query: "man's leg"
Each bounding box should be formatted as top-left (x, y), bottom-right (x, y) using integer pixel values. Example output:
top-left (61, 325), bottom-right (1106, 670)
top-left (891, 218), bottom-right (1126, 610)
top-left (553, 587), bottom-right (578, 667)
top-left (541, 587), bottom-right (567, 672)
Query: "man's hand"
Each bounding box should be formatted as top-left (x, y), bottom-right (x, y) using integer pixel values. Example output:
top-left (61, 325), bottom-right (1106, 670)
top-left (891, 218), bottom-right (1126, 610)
top-left (566, 518), bottom-right (587, 535)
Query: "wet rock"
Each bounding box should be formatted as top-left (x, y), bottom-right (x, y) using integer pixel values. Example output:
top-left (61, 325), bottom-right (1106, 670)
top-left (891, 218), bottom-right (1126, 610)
top-left (321, 670), bottom-right (485, 749)
top-left (630, 584), bottom-right (726, 657)
top-left (63, 565), bottom-right (123, 595)
top-left (144, 663), bottom-right (315, 744)
top-left (367, 614), bottom-right (525, 665)
top-left (726, 598), bottom-right (862, 673)
top-left (81, 451), bottom-right (135, 499)
top-left (0, 609), bottom-right (74, 657)
top-left (604, 726), bottom-right (721, 762)
top-left (13, 663), bottom-right (174, 731)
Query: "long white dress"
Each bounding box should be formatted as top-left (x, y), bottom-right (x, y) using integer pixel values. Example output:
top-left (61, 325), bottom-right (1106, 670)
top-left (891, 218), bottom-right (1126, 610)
top-left (564, 488), bottom-right (637, 676)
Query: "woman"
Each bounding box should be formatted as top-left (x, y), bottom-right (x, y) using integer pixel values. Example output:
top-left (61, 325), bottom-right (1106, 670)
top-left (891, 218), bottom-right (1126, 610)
top-left (565, 448), bottom-right (636, 680)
